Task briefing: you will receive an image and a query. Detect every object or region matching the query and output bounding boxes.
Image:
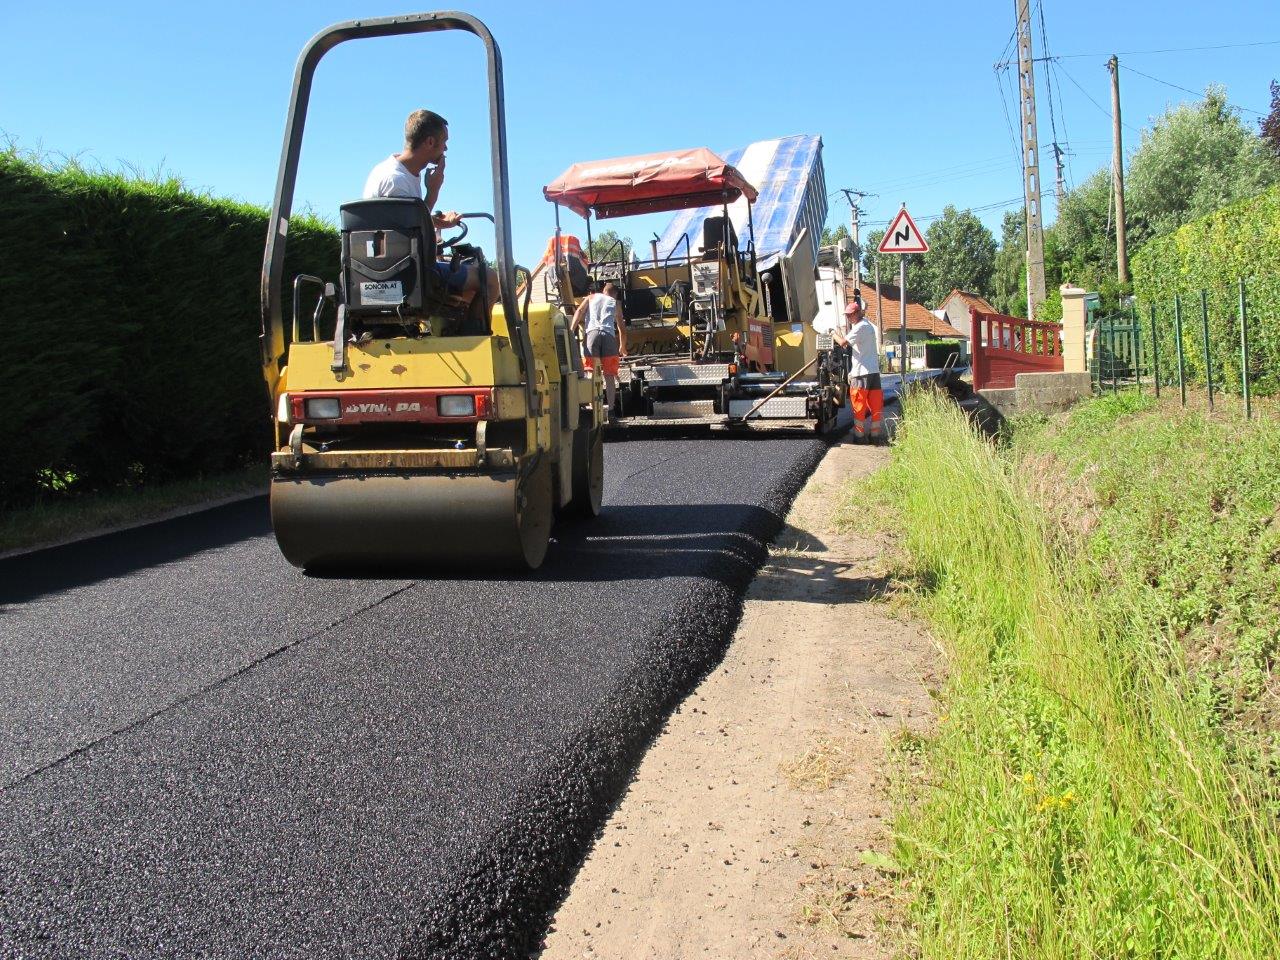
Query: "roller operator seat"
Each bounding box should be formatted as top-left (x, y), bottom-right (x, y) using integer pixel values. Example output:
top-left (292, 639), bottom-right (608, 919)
top-left (339, 197), bottom-right (441, 321)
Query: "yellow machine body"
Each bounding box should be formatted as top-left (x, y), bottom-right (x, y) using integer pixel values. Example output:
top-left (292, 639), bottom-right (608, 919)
top-left (268, 304), bottom-right (603, 571)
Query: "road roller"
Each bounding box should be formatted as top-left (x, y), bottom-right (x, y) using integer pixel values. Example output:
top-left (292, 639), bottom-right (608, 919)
top-left (258, 12), bottom-right (604, 571)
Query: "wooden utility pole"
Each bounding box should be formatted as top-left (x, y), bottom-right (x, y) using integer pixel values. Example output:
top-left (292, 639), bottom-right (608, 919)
top-left (840, 188), bottom-right (872, 281)
top-left (1108, 55), bottom-right (1129, 284)
top-left (1014, 0), bottom-right (1047, 318)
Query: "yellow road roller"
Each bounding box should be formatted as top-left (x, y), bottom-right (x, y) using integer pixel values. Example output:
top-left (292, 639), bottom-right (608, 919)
top-left (258, 12), bottom-right (604, 571)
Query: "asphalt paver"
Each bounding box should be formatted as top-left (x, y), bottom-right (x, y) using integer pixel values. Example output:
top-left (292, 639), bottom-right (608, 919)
top-left (0, 436), bottom-right (825, 958)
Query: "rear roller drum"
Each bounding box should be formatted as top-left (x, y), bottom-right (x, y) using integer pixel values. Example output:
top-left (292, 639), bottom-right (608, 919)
top-left (565, 424), bottom-right (604, 518)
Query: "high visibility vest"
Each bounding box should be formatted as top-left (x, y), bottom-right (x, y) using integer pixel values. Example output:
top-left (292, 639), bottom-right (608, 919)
top-left (541, 234), bottom-right (586, 267)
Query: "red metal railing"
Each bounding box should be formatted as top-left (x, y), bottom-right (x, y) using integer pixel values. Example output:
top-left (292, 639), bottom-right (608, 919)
top-left (970, 308), bottom-right (1064, 390)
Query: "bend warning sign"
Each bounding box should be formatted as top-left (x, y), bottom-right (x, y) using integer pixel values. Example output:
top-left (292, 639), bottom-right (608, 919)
top-left (878, 206), bottom-right (929, 254)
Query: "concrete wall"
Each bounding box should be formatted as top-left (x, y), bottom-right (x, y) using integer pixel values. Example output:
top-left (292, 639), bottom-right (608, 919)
top-left (976, 370), bottom-right (1093, 425)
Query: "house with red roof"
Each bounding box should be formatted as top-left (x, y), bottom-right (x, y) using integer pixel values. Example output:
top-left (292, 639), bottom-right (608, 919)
top-left (936, 289), bottom-right (999, 339)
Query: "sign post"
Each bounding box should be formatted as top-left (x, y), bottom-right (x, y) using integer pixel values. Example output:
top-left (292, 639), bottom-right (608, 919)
top-left (877, 205), bottom-right (929, 376)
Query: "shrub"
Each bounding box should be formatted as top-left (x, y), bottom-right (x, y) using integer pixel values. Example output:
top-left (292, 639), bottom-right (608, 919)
top-left (1132, 185), bottom-right (1280, 395)
top-left (0, 150), bottom-right (339, 507)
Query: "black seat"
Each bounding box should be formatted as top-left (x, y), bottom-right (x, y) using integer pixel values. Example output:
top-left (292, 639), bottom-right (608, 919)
top-left (702, 216), bottom-right (738, 261)
top-left (623, 286), bottom-right (657, 320)
top-left (564, 254), bottom-right (590, 297)
top-left (339, 198), bottom-right (439, 318)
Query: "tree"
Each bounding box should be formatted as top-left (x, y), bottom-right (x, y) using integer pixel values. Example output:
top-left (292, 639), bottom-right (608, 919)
top-left (914, 205), bottom-right (997, 306)
top-left (1036, 85), bottom-right (1280, 312)
top-left (992, 209), bottom-right (1028, 317)
top-left (820, 224), bottom-right (856, 274)
top-left (588, 228), bottom-right (631, 263)
top-left (1127, 85), bottom-right (1280, 240)
top-left (1258, 80), bottom-right (1280, 158)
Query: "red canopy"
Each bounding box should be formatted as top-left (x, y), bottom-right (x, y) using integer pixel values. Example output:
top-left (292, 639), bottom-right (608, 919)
top-left (543, 147), bottom-right (759, 220)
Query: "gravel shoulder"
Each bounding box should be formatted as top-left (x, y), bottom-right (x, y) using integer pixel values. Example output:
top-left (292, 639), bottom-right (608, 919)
top-left (539, 437), bottom-right (940, 959)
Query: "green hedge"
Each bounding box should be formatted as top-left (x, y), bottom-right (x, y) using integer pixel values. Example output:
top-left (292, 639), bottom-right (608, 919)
top-left (0, 151), bottom-right (338, 508)
top-left (1132, 185), bottom-right (1280, 395)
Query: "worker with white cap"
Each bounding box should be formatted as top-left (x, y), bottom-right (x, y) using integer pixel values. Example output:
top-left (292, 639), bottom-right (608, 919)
top-left (837, 299), bottom-right (883, 442)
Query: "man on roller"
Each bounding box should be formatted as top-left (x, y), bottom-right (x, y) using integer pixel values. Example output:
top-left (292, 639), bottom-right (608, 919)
top-left (571, 282), bottom-right (627, 420)
top-left (839, 300), bottom-right (884, 442)
top-left (363, 108), bottom-right (500, 307)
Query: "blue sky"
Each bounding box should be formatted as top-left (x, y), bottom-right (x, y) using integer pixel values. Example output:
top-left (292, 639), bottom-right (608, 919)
top-left (2, 1), bottom-right (1277, 264)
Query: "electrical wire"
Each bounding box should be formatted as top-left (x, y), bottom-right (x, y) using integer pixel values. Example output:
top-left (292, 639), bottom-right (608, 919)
top-left (1055, 39), bottom-right (1280, 60)
top-left (862, 196), bottom-right (1026, 227)
top-left (996, 65), bottom-right (1026, 173)
top-left (1121, 63), bottom-right (1266, 117)
top-left (1055, 61), bottom-right (1143, 135)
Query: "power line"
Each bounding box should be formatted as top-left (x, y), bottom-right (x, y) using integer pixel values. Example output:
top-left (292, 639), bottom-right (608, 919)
top-left (863, 196), bottom-right (1026, 227)
top-left (1055, 39), bottom-right (1280, 60)
top-left (995, 65), bottom-right (1025, 172)
top-left (1122, 63), bottom-right (1266, 117)
top-left (1035, 0), bottom-right (1067, 201)
top-left (1055, 61), bottom-right (1143, 135)
top-left (996, 38), bottom-right (1280, 67)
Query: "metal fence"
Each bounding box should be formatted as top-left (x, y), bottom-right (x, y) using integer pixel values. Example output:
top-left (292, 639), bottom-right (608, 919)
top-left (1088, 277), bottom-right (1259, 418)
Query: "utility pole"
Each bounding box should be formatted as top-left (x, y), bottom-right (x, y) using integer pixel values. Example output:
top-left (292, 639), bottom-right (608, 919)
top-left (1014, 0), bottom-right (1047, 318)
top-left (1108, 55), bottom-right (1129, 284)
top-left (1052, 142), bottom-right (1067, 207)
top-left (840, 188), bottom-right (874, 281)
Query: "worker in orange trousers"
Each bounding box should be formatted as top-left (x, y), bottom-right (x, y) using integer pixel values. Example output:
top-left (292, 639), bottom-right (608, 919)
top-left (839, 299), bottom-right (884, 442)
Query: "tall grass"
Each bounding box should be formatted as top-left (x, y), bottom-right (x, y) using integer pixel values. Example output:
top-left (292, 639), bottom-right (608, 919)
top-left (868, 390), bottom-right (1280, 958)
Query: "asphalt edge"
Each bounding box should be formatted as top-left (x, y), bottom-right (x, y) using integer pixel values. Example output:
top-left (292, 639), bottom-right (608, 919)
top-left (400, 438), bottom-right (832, 959)
top-left (0, 490), bottom-right (267, 562)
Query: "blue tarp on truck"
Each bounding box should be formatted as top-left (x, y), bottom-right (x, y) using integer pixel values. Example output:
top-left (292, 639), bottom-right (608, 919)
top-left (654, 134), bottom-right (827, 273)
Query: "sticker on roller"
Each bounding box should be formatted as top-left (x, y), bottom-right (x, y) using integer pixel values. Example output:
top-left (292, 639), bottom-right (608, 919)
top-left (360, 280), bottom-right (403, 305)
top-left (816, 332), bottom-right (834, 351)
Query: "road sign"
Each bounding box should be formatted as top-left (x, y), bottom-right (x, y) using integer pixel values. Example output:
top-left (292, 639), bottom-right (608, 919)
top-left (878, 206), bottom-right (929, 254)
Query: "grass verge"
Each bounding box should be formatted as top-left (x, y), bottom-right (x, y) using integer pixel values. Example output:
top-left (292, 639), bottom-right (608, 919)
top-left (0, 465), bottom-right (266, 555)
top-left (849, 389), bottom-right (1280, 958)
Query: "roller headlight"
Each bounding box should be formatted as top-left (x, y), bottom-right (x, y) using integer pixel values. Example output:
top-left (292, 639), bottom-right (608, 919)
top-left (304, 397), bottom-right (341, 419)
top-left (438, 395), bottom-right (476, 417)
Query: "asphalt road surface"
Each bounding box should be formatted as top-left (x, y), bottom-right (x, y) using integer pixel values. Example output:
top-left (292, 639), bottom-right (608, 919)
top-left (0, 435), bottom-right (827, 959)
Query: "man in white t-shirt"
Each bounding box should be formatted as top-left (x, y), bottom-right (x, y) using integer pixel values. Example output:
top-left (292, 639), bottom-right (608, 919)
top-left (836, 301), bottom-right (884, 442)
top-left (362, 108), bottom-right (499, 306)
top-left (571, 282), bottom-right (627, 419)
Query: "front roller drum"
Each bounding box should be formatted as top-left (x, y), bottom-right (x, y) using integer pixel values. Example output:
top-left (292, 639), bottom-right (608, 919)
top-left (270, 458), bottom-right (553, 572)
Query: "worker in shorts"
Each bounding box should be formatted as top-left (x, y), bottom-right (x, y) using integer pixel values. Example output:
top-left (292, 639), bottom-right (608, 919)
top-left (572, 281), bottom-right (627, 420)
top-left (838, 300), bottom-right (884, 442)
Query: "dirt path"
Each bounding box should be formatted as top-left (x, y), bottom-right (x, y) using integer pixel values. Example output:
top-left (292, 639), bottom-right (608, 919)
top-left (539, 438), bottom-right (940, 959)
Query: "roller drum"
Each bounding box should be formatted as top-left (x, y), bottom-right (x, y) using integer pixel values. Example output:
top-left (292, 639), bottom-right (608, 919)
top-left (270, 460), bottom-right (552, 572)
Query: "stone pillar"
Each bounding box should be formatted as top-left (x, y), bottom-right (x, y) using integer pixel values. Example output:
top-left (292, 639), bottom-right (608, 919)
top-left (1060, 284), bottom-right (1087, 374)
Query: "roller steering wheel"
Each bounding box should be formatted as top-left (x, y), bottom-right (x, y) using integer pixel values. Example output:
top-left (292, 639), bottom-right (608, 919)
top-left (435, 216), bottom-right (469, 249)
top-left (435, 211), bottom-right (495, 250)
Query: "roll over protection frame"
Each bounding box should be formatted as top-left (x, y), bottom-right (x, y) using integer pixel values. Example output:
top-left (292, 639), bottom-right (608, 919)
top-left (259, 11), bottom-right (536, 419)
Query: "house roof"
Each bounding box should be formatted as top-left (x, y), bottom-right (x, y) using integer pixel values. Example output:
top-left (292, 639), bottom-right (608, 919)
top-left (848, 279), bottom-right (968, 339)
top-left (941, 289), bottom-right (998, 316)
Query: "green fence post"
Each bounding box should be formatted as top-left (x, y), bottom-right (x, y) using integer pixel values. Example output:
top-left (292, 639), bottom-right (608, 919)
top-left (1239, 277), bottom-right (1251, 420)
top-left (1134, 307), bottom-right (1143, 393)
top-left (1150, 304), bottom-right (1160, 399)
top-left (1174, 294), bottom-right (1186, 407)
top-left (1200, 289), bottom-right (1213, 412)
top-left (1110, 317), bottom-right (1119, 395)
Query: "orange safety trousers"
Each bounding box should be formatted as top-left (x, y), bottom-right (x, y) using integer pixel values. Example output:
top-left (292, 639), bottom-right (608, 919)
top-left (849, 377), bottom-right (884, 441)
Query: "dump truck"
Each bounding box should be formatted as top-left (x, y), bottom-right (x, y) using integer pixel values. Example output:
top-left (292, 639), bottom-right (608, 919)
top-left (534, 137), bottom-right (847, 432)
top-left (259, 12), bottom-right (604, 571)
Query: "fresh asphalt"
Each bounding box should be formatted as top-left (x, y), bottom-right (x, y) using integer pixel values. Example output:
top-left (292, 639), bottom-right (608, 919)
top-left (0, 435), bottom-right (830, 959)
